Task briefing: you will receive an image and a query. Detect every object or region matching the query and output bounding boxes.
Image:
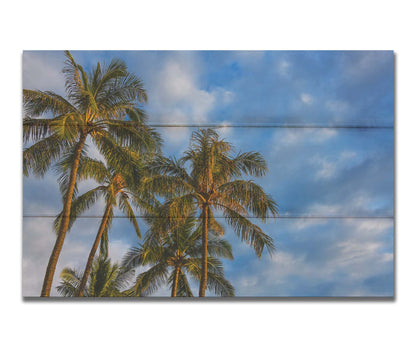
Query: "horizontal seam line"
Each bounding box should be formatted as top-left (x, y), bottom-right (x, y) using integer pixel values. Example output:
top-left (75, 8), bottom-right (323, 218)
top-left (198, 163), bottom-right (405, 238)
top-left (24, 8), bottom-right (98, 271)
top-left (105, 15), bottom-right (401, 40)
top-left (150, 124), bottom-right (393, 129)
top-left (24, 124), bottom-right (394, 129)
top-left (22, 215), bottom-right (394, 219)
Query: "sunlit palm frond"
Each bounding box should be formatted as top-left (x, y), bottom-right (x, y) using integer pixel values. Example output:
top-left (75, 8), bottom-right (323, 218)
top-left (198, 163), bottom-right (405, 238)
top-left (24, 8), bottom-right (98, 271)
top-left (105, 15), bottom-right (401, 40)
top-left (54, 145), bottom-right (90, 198)
top-left (53, 186), bottom-right (104, 234)
top-left (98, 207), bottom-right (114, 259)
top-left (23, 89), bottom-right (77, 117)
top-left (106, 120), bottom-right (160, 154)
top-left (57, 257), bottom-right (132, 297)
top-left (56, 267), bottom-right (85, 297)
top-left (206, 271), bottom-right (235, 297)
top-left (148, 155), bottom-right (192, 182)
top-left (206, 238), bottom-right (234, 260)
top-left (118, 193), bottom-right (141, 239)
top-left (23, 117), bottom-right (53, 143)
top-left (231, 151), bottom-right (269, 177)
top-left (49, 112), bottom-right (85, 142)
top-left (76, 157), bottom-right (109, 183)
top-left (141, 175), bottom-right (194, 200)
top-left (217, 180), bottom-right (279, 219)
top-left (97, 70), bottom-right (148, 106)
top-left (222, 206), bottom-right (275, 258)
top-left (132, 263), bottom-right (169, 296)
top-left (92, 131), bottom-right (139, 174)
top-left (23, 135), bottom-right (67, 177)
top-left (63, 50), bottom-right (84, 101)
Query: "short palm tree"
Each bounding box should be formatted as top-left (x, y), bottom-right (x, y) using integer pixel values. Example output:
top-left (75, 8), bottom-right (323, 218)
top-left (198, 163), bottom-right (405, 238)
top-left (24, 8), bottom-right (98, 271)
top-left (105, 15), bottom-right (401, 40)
top-left (54, 152), bottom-right (152, 297)
top-left (56, 256), bottom-right (134, 297)
top-left (144, 129), bottom-right (278, 296)
top-left (122, 214), bottom-right (235, 297)
top-left (23, 51), bottom-right (161, 296)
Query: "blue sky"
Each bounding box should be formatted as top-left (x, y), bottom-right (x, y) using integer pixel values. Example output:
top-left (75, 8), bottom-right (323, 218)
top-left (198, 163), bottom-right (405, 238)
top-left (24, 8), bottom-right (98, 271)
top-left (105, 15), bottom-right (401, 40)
top-left (22, 50), bottom-right (394, 296)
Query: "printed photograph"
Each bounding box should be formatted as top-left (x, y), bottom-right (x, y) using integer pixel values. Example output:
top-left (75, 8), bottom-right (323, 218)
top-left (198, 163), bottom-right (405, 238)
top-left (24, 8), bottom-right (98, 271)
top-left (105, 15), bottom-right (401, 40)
top-left (22, 50), bottom-right (394, 297)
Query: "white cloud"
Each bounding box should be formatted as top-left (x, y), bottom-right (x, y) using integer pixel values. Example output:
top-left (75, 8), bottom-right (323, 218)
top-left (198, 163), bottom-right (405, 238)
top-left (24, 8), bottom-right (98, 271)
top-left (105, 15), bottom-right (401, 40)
top-left (343, 51), bottom-right (392, 82)
top-left (278, 129), bottom-right (311, 146)
top-left (326, 99), bottom-right (350, 114)
top-left (158, 60), bottom-right (195, 102)
top-left (212, 87), bottom-right (235, 105)
top-left (22, 217), bottom-right (93, 296)
top-left (311, 150), bottom-right (357, 180)
top-left (217, 121), bottom-right (234, 138)
top-left (308, 202), bottom-right (344, 216)
top-left (300, 93), bottom-right (313, 105)
top-left (23, 51), bottom-right (65, 94)
top-left (325, 99), bottom-right (354, 122)
top-left (306, 192), bottom-right (382, 218)
top-left (288, 218), bottom-right (329, 231)
top-left (278, 59), bottom-right (291, 76)
top-left (313, 128), bottom-right (337, 142)
top-left (153, 56), bottom-right (217, 124)
top-left (232, 219), bottom-right (393, 296)
top-left (314, 157), bottom-right (337, 179)
top-left (274, 128), bottom-right (337, 148)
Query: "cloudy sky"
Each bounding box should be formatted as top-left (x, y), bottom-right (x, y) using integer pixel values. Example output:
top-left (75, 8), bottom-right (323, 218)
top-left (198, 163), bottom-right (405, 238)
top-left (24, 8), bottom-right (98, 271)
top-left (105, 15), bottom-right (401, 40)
top-left (22, 50), bottom-right (394, 297)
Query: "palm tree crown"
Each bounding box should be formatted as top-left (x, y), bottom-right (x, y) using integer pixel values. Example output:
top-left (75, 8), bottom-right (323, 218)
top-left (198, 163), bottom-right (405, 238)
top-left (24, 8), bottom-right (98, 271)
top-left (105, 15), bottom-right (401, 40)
top-left (122, 212), bottom-right (235, 297)
top-left (143, 128), bottom-right (278, 296)
top-left (57, 257), bottom-right (134, 297)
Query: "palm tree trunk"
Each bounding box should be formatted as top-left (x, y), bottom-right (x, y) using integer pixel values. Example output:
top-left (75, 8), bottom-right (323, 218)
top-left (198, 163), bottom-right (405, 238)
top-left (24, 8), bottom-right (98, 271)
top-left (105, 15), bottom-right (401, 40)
top-left (40, 131), bottom-right (88, 297)
top-left (76, 203), bottom-right (112, 297)
top-left (199, 204), bottom-right (209, 297)
top-left (171, 266), bottom-right (180, 297)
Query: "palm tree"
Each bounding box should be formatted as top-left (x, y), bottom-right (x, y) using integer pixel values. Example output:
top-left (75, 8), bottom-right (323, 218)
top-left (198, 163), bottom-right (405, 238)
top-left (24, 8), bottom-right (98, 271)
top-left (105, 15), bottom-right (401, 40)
top-left (54, 151), bottom-right (153, 297)
top-left (144, 128), bottom-right (278, 296)
top-left (122, 214), bottom-right (235, 297)
top-left (56, 256), bottom-right (134, 297)
top-left (23, 51), bottom-right (161, 296)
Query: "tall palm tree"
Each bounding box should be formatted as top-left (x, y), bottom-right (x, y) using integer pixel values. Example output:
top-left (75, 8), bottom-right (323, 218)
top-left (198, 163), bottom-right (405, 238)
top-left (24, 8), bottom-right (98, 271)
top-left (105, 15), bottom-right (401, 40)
top-left (54, 151), bottom-right (153, 297)
top-left (122, 214), bottom-right (235, 297)
top-left (23, 51), bottom-right (161, 296)
top-left (56, 256), bottom-right (134, 297)
top-left (144, 129), bottom-right (278, 296)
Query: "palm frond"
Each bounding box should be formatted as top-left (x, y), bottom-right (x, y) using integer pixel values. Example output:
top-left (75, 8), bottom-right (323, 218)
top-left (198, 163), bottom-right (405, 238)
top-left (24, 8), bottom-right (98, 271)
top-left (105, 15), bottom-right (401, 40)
top-left (217, 180), bottom-right (279, 219)
top-left (76, 157), bottom-right (109, 183)
top-left (63, 51), bottom-right (84, 102)
top-left (222, 206), bottom-right (275, 258)
top-left (92, 131), bottom-right (140, 174)
top-left (131, 263), bottom-right (169, 296)
top-left (118, 193), bottom-right (141, 239)
top-left (106, 120), bottom-right (160, 154)
top-left (23, 117), bottom-right (53, 143)
top-left (99, 207), bottom-right (114, 259)
top-left (53, 186), bottom-right (104, 234)
top-left (207, 238), bottom-right (234, 260)
top-left (49, 112), bottom-right (84, 142)
top-left (23, 89), bottom-right (77, 117)
top-left (56, 267), bottom-right (84, 297)
top-left (206, 271), bottom-right (235, 297)
top-left (141, 175), bottom-right (194, 200)
top-left (175, 269), bottom-right (194, 297)
top-left (23, 135), bottom-right (67, 177)
top-left (232, 151), bottom-right (268, 177)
